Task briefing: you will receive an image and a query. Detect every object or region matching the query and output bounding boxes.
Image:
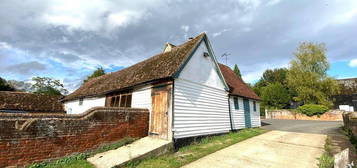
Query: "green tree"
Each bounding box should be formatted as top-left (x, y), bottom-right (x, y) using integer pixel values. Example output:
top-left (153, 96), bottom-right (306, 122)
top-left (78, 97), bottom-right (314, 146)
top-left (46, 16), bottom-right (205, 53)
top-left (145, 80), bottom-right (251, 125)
top-left (287, 42), bottom-right (339, 107)
top-left (253, 68), bottom-right (290, 96)
top-left (84, 67), bottom-right (105, 83)
top-left (31, 77), bottom-right (68, 96)
top-left (0, 77), bottom-right (15, 91)
top-left (233, 64), bottom-right (242, 78)
top-left (261, 83), bottom-right (290, 109)
top-left (7, 80), bottom-right (33, 92)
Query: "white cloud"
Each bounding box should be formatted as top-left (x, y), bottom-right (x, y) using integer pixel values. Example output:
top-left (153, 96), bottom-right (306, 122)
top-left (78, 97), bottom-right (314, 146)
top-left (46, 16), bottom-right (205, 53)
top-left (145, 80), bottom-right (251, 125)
top-left (0, 42), bottom-right (12, 49)
top-left (181, 25), bottom-right (190, 32)
top-left (40, 0), bottom-right (162, 31)
top-left (349, 59), bottom-right (357, 67)
top-left (266, 0), bottom-right (281, 6)
top-left (213, 28), bottom-right (232, 37)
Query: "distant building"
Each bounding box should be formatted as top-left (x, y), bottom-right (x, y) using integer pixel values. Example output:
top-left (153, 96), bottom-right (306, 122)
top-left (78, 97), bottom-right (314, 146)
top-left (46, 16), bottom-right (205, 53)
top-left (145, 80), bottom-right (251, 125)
top-left (334, 78), bottom-right (357, 111)
top-left (0, 91), bottom-right (65, 113)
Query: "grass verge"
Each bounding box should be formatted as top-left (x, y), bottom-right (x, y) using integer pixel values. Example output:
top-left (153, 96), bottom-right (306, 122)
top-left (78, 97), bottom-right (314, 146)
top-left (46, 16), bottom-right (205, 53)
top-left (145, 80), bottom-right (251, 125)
top-left (342, 127), bottom-right (357, 151)
top-left (28, 137), bottom-right (136, 168)
top-left (124, 128), bottom-right (267, 168)
top-left (317, 136), bottom-right (334, 168)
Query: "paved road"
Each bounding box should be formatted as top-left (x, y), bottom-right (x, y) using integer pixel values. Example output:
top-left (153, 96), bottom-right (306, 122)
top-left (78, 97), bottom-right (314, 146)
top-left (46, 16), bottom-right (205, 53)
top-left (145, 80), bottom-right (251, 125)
top-left (183, 130), bottom-right (326, 168)
top-left (261, 119), bottom-right (343, 135)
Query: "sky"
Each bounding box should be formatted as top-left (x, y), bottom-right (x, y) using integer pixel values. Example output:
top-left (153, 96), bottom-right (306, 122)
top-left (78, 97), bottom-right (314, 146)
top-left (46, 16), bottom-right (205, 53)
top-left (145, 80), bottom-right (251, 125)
top-left (0, 0), bottom-right (356, 92)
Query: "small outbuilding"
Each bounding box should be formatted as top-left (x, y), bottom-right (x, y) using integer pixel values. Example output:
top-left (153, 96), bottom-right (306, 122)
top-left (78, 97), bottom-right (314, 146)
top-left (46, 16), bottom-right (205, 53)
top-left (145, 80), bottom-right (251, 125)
top-left (62, 33), bottom-right (261, 140)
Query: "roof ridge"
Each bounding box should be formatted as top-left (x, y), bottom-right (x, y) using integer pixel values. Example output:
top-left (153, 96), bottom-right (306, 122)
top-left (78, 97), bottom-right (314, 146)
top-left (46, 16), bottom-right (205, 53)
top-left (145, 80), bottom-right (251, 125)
top-left (86, 33), bottom-right (205, 84)
top-left (64, 33), bottom-right (205, 101)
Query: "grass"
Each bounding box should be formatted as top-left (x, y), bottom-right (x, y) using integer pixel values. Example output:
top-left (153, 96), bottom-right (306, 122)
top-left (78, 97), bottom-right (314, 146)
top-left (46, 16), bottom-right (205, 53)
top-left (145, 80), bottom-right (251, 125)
top-left (28, 137), bottom-right (136, 168)
top-left (317, 136), bottom-right (334, 168)
top-left (342, 127), bottom-right (357, 151)
top-left (124, 128), bottom-right (267, 168)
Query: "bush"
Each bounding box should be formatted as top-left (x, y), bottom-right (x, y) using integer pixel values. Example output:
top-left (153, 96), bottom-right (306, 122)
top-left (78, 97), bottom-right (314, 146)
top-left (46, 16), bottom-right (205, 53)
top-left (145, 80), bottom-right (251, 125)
top-left (261, 83), bottom-right (290, 109)
top-left (297, 104), bottom-right (329, 116)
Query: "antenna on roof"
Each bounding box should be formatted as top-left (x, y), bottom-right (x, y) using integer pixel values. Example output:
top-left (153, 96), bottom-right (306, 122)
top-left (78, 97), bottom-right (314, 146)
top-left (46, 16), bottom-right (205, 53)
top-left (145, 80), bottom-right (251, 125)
top-left (221, 53), bottom-right (230, 65)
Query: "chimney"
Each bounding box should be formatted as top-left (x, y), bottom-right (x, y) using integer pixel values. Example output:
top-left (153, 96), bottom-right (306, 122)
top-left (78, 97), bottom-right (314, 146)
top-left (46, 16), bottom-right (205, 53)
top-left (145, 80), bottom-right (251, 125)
top-left (163, 42), bottom-right (176, 53)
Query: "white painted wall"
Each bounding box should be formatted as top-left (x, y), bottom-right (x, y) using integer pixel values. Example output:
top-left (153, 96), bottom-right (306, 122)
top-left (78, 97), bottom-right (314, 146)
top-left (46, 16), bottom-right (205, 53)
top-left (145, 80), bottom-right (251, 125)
top-left (229, 97), bottom-right (246, 129)
top-left (250, 100), bottom-right (261, 127)
top-left (64, 97), bottom-right (105, 114)
top-left (178, 42), bottom-right (226, 90)
top-left (173, 79), bottom-right (230, 138)
top-left (131, 85), bottom-right (152, 111)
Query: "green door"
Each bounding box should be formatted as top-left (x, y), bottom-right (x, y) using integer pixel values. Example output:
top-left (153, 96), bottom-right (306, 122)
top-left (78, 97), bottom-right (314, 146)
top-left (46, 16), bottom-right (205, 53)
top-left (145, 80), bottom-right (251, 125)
top-left (243, 98), bottom-right (251, 128)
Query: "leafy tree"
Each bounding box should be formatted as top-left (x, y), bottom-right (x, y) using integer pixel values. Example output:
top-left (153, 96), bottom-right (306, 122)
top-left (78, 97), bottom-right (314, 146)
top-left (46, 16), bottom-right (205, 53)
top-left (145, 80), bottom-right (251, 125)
top-left (233, 64), bottom-right (242, 78)
top-left (31, 77), bottom-right (68, 96)
top-left (84, 67), bottom-right (105, 83)
top-left (7, 80), bottom-right (33, 92)
top-left (0, 77), bottom-right (15, 91)
top-left (261, 83), bottom-right (290, 109)
top-left (261, 68), bottom-right (288, 85)
top-left (253, 68), bottom-right (290, 96)
top-left (287, 42), bottom-right (339, 107)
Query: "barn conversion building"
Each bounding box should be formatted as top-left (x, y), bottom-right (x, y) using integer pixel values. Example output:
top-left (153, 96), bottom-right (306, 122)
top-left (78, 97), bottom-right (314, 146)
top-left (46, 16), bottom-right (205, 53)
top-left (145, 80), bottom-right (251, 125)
top-left (62, 33), bottom-right (261, 140)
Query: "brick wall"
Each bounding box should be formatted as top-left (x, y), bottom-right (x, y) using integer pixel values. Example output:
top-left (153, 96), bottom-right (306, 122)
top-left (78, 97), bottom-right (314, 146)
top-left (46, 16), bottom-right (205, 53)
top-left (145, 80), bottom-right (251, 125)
top-left (0, 107), bottom-right (149, 167)
top-left (265, 109), bottom-right (344, 121)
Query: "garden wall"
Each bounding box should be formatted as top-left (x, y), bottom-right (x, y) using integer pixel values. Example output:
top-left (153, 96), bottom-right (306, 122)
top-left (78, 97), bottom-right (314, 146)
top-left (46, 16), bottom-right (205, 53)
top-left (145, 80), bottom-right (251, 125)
top-left (343, 112), bottom-right (357, 136)
top-left (0, 107), bottom-right (149, 167)
top-left (265, 109), bottom-right (344, 121)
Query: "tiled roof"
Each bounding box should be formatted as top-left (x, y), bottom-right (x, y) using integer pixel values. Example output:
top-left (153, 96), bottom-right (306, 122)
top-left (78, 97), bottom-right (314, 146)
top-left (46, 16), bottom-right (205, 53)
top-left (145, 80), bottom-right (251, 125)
top-left (0, 91), bottom-right (65, 113)
top-left (219, 64), bottom-right (261, 100)
top-left (64, 33), bottom-right (205, 101)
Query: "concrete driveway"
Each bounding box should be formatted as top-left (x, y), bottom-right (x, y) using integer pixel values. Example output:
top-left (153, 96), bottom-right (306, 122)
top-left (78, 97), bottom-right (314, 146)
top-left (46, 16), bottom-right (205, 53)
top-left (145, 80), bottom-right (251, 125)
top-left (182, 130), bottom-right (326, 168)
top-left (261, 119), bottom-right (343, 135)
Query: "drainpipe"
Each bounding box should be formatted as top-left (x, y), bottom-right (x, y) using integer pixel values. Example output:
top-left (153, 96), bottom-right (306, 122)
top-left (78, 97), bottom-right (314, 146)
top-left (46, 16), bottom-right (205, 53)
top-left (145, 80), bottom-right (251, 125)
top-left (228, 95), bottom-right (234, 131)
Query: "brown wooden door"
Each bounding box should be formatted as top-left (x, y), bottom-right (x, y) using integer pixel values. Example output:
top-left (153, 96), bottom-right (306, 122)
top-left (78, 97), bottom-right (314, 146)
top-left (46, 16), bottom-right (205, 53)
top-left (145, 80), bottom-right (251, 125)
top-left (150, 90), bottom-right (168, 139)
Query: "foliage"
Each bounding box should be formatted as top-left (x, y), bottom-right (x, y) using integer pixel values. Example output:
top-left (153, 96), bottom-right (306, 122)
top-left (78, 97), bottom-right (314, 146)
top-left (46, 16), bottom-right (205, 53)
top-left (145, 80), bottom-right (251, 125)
top-left (261, 83), bottom-right (290, 109)
top-left (342, 127), bottom-right (357, 152)
top-left (253, 68), bottom-right (290, 96)
top-left (27, 137), bottom-right (135, 168)
top-left (317, 137), bottom-right (334, 168)
top-left (318, 153), bottom-right (334, 168)
top-left (84, 67), bottom-right (105, 83)
top-left (124, 128), bottom-right (266, 168)
top-left (7, 80), bottom-right (33, 92)
top-left (31, 77), bottom-right (68, 96)
top-left (0, 77), bottom-right (16, 91)
top-left (233, 64), bottom-right (242, 78)
top-left (287, 42), bottom-right (340, 107)
top-left (296, 104), bottom-right (328, 116)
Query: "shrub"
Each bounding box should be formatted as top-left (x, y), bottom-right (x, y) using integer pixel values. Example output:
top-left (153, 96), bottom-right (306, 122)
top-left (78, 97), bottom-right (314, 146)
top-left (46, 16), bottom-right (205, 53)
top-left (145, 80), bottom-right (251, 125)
top-left (261, 83), bottom-right (290, 109)
top-left (297, 104), bottom-right (329, 116)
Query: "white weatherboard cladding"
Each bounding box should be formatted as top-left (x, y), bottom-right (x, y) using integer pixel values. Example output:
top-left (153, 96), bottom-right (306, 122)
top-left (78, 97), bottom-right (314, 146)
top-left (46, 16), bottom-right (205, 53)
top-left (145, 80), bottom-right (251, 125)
top-left (64, 97), bottom-right (105, 114)
top-left (173, 79), bottom-right (230, 138)
top-left (250, 100), bottom-right (261, 127)
top-left (178, 42), bottom-right (225, 90)
top-left (131, 86), bottom-right (152, 111)
top-left (229, 97), bottom-right (245, 129)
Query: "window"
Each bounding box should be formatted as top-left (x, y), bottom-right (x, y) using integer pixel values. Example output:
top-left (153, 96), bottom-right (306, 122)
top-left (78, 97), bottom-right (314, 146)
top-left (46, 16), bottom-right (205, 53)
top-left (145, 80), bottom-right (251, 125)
top-left (253, 101), bottom-right (257, 111)
top-left (106, 93), bottom-right (132, 108)
top-left (233, 97), bottom-right (239, 110)
top-left (79, 98), bottom-right (83, 106)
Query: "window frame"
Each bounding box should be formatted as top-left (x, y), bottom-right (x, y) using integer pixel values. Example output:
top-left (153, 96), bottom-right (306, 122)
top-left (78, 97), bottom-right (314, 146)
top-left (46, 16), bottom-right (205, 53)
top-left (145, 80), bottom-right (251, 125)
top-left (233, 97), bottom-right (239, 110)
top-left (79, 98), bottom-right (83, 106)
top-left (106, 91), bottom-right (132, 108)
top-left (253, 101), bottom-right (257, 112)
